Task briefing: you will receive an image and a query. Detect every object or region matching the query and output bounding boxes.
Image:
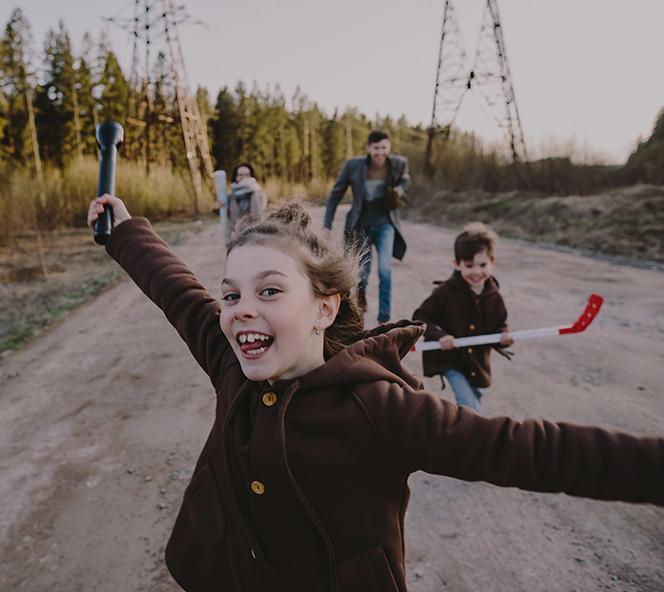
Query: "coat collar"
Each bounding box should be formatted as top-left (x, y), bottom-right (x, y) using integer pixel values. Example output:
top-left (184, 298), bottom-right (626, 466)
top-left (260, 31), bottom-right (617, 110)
top-left (297, 320), bottom-right (425, 391)
top-left (445, 270), bottom-right (500, 299)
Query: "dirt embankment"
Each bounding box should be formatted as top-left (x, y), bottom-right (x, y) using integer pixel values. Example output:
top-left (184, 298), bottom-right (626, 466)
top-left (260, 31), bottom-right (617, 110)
top-left (0, 217), bottom-right (212, 355)
top-left (405, 183), bottom-right (664, 264)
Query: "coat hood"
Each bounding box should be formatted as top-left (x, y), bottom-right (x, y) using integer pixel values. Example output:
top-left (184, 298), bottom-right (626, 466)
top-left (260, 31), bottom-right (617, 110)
top-left (296, 320), bottom-right (425, 392)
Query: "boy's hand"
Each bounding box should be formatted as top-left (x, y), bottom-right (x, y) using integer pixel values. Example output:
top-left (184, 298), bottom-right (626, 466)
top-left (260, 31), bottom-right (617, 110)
top-left (438, 335), bottom-right (455, 351)
top-left (500, 331), bottom-right (513, 347)
top-left (87, 194), bottom-right (131, 230)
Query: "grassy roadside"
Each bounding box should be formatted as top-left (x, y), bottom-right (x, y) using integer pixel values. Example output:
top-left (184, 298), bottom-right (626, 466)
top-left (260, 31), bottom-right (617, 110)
top-left (0, 216), bottom-right (216, 357)
top-left (404, 183), bottom-right (664, 265)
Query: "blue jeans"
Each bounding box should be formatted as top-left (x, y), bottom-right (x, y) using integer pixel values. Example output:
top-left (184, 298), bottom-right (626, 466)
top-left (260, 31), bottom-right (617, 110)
top-left (443, 368), bottom-right (483, 411)
top-left (357, 223), bottom-right (395, 323)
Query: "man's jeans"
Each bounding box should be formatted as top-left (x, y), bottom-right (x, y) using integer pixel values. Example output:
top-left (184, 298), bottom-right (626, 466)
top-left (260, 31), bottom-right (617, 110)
top-left (443, 368), bottom-right (484, 411)
top-left (358, 222), bottom-right (395, 323)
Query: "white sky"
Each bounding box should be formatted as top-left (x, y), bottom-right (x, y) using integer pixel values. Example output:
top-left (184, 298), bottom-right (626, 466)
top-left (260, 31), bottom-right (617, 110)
top-left (5, 0), bottom-right (664, 163)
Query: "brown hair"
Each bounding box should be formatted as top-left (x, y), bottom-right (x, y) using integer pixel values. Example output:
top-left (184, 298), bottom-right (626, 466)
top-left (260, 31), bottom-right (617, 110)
top-left (226, 203), bottom-right (364, 359)
top-left (454, 222), bottom-right (498, 262)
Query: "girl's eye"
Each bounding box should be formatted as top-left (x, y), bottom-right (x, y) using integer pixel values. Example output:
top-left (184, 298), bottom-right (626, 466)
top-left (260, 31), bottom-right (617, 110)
top-left (260, 287), bottom-right (281, 297)
top-left (222, 293), bottom-right (240, 302)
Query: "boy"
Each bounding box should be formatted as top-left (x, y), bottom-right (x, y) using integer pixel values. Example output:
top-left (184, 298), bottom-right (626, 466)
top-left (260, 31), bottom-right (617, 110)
top-left (413, 222), bottom-right (513, 411)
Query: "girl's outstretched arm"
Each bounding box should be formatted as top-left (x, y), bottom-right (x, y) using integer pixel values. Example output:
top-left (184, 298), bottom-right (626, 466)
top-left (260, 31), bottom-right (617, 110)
top-left (89, 195), bottom-right (232, 389)
top-left (361, 383), bottom-right (664, 506)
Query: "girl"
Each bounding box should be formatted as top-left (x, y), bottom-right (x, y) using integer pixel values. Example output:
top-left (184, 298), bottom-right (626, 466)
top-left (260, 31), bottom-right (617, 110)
top-left (87, 196), bottom-right (663, 592)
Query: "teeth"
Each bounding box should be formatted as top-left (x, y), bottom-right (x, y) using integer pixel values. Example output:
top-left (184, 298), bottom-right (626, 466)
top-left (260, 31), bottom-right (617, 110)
top-left (238, 333), bottom-right (271, 345)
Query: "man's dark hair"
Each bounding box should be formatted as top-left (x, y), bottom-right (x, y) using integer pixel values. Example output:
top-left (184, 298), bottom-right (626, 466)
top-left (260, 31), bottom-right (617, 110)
top-left (454, 222), bottom-right (497, 262)
top-left (367, 130), bottom-right (389, 145)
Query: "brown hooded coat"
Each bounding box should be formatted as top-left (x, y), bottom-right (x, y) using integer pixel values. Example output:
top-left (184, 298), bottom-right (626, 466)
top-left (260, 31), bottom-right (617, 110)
top-left (106, 218), bottom-right (664, 592)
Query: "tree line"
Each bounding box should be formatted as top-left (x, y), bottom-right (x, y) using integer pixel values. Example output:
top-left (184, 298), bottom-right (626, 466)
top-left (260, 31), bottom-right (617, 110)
top-left (1, 6), bottom-right (662, 222)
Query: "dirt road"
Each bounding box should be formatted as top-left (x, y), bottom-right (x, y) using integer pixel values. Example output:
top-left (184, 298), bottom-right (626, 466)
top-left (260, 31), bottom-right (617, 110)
top-left (1, 206), bottom-right (663, 591)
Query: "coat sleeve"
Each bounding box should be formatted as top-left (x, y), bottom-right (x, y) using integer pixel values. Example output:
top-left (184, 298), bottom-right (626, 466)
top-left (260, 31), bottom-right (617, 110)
top-left (394, 157), bottom-right (411, 194)
top-left (412, 287), bottom-right (448, 341)
top-left (106, 217), bottom-right (231, 390)
top-left (323, 160), bottom-right (352, 229)
top-left (365, 383), bottom-right (664, 505)
top-left (491, 292), bottom-right (511, 352)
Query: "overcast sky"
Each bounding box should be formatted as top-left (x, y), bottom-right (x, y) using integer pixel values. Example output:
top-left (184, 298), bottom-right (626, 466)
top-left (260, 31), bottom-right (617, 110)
top-left (5, 0), bottom-right (664, 163)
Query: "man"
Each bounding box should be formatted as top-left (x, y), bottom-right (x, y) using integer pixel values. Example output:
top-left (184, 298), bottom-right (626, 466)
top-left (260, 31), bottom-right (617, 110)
top-left (323, 130), bottom-right (410, 323)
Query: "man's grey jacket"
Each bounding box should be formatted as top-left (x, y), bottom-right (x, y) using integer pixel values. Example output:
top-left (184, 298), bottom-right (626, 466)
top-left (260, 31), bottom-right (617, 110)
top-left (323, 154), bottom-right (410, 260)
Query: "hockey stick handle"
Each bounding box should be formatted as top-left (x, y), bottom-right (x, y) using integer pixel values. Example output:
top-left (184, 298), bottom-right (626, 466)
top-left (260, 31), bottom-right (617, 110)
top-left (415, 326), bottom-right (563, 351)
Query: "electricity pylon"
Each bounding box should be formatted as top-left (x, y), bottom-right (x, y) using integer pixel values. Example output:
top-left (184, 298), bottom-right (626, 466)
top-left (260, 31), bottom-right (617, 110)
top-left (105, 0), bottom-right (214, 214)
top-left (425, 0), bottom-right (529, 177)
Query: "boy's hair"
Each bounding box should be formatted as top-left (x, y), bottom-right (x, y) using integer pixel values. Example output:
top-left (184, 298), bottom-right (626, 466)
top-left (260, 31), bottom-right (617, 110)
top-left (454, 222), bottom-right (498, 262)
top-left (227, 203), bottom-right (364, 359)
top-left (367, 130), bottom-right (389, 145)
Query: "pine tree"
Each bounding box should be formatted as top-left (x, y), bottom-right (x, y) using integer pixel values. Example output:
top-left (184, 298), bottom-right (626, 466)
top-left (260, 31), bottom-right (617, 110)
top-left (1, 8), bottom-right (40, 167)
top-left (97, 49), bottom-right (128, 123)
top-left (74, 32), bottom-right (97, 156)
top-left (209, 86), bottom-right (240, 174)
top-left (34, 20), bottom-right (78, 167)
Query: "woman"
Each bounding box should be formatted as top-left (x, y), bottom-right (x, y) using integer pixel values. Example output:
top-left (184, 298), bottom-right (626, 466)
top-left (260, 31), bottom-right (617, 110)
top-left (228, 162), bottom-right (268, 232)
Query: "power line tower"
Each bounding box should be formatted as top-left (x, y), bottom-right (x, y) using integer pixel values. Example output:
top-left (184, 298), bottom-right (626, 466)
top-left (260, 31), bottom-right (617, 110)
top-left (424, 0), bottom-right (467, 178)
top-left (105, 0), bottom-right (214, 214)
top-left (425, 0), bottom-right (528, 176)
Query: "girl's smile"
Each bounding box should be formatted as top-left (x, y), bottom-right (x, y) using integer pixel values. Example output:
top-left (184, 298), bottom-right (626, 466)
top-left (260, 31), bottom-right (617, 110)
top-left (220, 243), bottom-right (337, 382)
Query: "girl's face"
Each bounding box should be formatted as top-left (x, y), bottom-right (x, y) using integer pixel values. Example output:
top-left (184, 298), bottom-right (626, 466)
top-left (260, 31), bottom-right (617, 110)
top-left (220, 244), bottom-right (336, 383)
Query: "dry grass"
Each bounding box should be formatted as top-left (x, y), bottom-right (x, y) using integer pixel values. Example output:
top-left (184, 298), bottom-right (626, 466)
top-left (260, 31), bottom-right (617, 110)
top-left (405, 183), bottom-right (664, 263)
top-left (0, 158), bottom-right (216, 246)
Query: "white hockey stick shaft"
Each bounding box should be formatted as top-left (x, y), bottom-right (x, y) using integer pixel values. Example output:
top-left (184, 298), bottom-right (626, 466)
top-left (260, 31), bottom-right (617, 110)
top-left (415, 326), bottom-right (562, 351)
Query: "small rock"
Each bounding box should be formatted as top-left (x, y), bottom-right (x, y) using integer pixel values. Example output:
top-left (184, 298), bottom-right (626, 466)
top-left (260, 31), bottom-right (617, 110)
top-left (157, 503), bottom-right (167, 510)
top-left (574, 557), bottom-right (586, 566)
top-left (414, 570), bottom-right (423, 580)
top-left (637, 386), bottom-right (645, 391)
top-left (144, 475), bottom-right (153, 482)
top-left (126, 468), bottom-right (135, 475)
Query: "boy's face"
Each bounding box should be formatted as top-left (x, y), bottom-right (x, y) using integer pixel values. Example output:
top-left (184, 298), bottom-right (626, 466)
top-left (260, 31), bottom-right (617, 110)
top-left (454, 249), bottom-right (495, 291)
top-left (220, 244), bottom-right (333, 383)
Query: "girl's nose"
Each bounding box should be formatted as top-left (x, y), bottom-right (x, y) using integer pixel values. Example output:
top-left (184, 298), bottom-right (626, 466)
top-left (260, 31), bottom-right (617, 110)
top-left (233, 297), bottom-right (257, 321)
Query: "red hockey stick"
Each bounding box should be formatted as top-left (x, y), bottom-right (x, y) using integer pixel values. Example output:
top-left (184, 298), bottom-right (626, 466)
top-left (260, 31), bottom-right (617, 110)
top-left (414, 294), bottom-right (604, 352)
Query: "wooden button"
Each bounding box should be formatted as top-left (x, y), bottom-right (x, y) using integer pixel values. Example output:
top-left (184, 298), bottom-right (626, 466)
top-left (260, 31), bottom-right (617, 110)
top-left (467, 348), bottom-right (473, 354)
top-left (262, 392), bottom-right (277, 407)
top-left (251, 480), bottom-right (265, 495)
top-left (470, 371), bottom-right (476, 377)
top-left (469, 324), bottom-right (476, 331)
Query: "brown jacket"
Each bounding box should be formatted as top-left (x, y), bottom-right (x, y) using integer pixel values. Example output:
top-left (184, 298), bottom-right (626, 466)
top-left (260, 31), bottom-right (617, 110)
top-left (107, 218), bottom-right (664, 592)
top-left (413, 271), bottom-right (508, 387)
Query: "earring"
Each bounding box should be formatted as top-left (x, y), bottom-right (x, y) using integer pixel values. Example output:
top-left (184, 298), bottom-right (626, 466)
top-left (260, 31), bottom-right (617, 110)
top-left (313, 327), bottom-right (321, 335)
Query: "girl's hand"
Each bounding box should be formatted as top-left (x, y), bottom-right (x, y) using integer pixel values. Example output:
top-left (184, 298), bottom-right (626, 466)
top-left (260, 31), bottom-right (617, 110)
top-left (500, 331), bottom-right (514, 347)
top-left (438, 335), bottom-right (456, 351)
top-left (87, 194), bottom-right (132, 230)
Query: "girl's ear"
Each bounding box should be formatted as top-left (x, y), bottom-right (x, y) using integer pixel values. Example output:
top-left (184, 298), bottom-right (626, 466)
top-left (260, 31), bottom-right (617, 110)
top-left (317, 293), bottom-right (342, 330)
top-left (453, 259), bottom-right (460, 270)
